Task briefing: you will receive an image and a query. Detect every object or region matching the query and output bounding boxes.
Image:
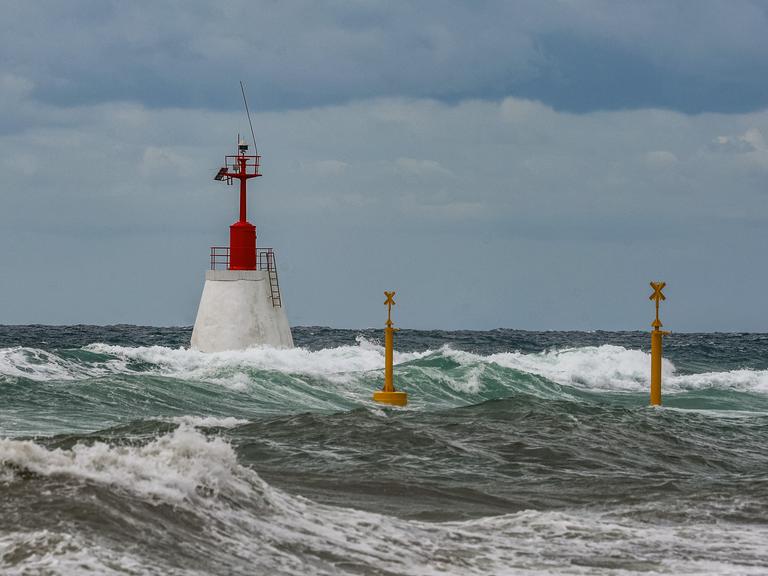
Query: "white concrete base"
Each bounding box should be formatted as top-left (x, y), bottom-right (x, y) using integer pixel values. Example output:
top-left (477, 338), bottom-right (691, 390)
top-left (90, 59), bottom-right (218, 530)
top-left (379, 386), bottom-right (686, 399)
top-left (191, 270), bottom-right (294, 352)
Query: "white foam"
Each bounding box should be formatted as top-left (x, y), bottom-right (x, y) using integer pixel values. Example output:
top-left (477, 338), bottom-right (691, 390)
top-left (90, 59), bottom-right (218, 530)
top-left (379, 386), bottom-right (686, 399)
top-left (444, 345), bottom-right (664, 392)
top-left (0, 346), bottom-right (121, 381)
top-left (0, 424), bottom-right (249, 502)
top-left (190, 481), bottom-right (768, 575)
top-left (0, 531), bottom-right (151, 576)
top-left (673, 368), bottom-right (768, 393)
top-left (449, 364), bottom-right (486, 394)
top-left (5, 339), bottom-right (768, 398)
top-left (3, 430), bottom-right (767, 574)
top-left (445, 345), bottom-right (768, 395)
top-left (167, 415), bottom-right (250, 428)
top-left (85, 336), bottom-right (430, 384)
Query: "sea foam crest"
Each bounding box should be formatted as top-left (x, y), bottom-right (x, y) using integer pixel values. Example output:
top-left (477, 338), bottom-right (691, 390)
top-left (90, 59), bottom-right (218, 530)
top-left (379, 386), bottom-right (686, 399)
top-left (0, 425), bottom-right (249, 502)
top-left (0, 346), bottom-right (118, 381)
top-left (167, 415), bottom-right (250, 428)
top-left (674, 369), bottom-right (768, 393)
top-left (85, 337), bottom-right (430, 383)
top-left (0, 531), bottom-right (149, 576)
top-left (3, 430), bottom-right (768, 574)
top-left (444, 345), bottom-right (768, 394)
top-left (444, 345), bottom-right (670, 391)
top-left (4, 339), bottom-right (768, 396)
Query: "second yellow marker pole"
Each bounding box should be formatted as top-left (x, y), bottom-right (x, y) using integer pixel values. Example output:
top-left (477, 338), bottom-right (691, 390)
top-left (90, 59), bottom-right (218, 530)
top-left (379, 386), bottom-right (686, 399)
top-left (649, 281), bottom-right (670, 406)
top-left (384, 313), bottom-right (395, 392)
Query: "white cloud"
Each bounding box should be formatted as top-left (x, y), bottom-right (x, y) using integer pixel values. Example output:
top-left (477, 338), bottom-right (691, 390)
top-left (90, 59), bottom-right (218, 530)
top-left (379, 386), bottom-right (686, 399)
top-left (500, 98), bottom-right (551, 123)
top-left (301, 160), bottom-right (349, 176)
top-left (742, 128), bottom-right (766, 150)
top-left (394, 158), bottom-right (454, 178)
top-left (140, 146), bottom-right (195, 177)
top-left (1, 152), bottom-right (38, 176)
top-left (712, 128), bottom-right (765, 153)
top-left (0, 74), bottom-right (33, 102)
top-left (644, 150), bottom-right (678, 168)
top-left (710, 128), bottom-right (768, 170)
top-left (712, 133), bottom-right (755, 153)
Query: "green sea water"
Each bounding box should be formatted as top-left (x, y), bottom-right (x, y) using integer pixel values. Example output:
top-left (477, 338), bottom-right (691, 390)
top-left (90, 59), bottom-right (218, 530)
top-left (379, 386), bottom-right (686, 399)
top-left (1, 326), bottom-right (767, 575)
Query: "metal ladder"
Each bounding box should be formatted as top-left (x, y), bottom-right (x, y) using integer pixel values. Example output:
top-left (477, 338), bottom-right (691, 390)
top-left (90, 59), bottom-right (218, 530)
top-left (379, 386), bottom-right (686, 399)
top-left (265, 251), bottom-right (282, 308)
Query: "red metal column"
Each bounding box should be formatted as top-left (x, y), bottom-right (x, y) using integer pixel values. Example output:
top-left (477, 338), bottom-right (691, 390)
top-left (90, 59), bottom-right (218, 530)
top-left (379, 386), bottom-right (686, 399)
top-left (229, 154), bottom-right (256, 270)
top-left (239, 156), bottom-right (247, 222)
top-left (229, 221), bottom-right (256, 270)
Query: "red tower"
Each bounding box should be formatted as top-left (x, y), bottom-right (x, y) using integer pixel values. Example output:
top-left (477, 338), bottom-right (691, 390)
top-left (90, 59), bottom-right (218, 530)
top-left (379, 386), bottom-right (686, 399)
top-left (213, 138), bottom-right (261, 270)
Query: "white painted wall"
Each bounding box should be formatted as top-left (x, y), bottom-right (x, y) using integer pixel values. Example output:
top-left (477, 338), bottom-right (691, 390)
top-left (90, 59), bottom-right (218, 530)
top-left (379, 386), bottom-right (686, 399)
top-left (191, 270), bottom-right (294, 351)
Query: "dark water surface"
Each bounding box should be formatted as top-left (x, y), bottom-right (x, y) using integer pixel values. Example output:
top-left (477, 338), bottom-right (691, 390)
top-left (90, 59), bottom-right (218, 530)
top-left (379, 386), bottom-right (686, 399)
top-left (2, 326), bottom-right (768, 575)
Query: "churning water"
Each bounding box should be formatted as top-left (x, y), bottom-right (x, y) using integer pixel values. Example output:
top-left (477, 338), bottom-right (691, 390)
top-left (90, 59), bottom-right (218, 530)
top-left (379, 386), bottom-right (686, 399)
top-left (1, 326), bottom-right (767, 575)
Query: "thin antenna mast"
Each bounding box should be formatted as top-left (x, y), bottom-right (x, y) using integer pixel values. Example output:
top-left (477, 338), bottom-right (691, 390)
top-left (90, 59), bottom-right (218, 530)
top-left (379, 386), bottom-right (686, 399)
top-left (240, 81), bottom-right (258, 156)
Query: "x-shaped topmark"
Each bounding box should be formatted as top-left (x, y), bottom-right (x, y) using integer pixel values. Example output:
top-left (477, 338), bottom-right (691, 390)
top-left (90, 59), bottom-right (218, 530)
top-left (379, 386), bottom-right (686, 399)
top-left (649, 282), bottom-right (666, 303)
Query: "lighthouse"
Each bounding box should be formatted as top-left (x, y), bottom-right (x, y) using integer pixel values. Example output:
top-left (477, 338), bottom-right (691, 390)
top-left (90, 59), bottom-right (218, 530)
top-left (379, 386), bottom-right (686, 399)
top-left (191, 138), bottom-right (294, 351)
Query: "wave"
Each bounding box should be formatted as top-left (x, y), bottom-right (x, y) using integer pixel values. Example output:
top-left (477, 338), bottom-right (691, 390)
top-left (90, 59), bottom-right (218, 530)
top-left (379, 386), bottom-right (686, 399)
top-left (166, 415), bottom-right (251, 428)
top-left (3, 341), bottom-right (768, 439)
top-left (86, 337), bottom-right (431, 384)
top-left (3, 339), bottom-right (767, 394)
top-left (2, 426), bottom-right (767, 575)
top-left (0, 530), bottom-right (148, 576)
top-left (0, 424), bottom-right (244, 502)
top-left (0, 346), bottom-right (122, 381)
top-left (444, 345), bottom-right (768, 394)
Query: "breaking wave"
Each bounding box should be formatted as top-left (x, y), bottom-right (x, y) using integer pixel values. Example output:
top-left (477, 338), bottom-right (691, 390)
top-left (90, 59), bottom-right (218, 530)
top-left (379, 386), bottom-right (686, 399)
top-left (3, 328), bottom-right (768, 575)
top-left (3, 425), bottom-right (767, 575)
top-left (2, 339), bottom-right (767, 395)
top-left (3, 335), bottom-right (768, 439)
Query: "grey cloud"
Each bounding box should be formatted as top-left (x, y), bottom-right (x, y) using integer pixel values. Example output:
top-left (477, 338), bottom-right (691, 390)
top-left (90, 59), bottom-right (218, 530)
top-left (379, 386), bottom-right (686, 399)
top-left (2, 1), bottom-right (768, 115)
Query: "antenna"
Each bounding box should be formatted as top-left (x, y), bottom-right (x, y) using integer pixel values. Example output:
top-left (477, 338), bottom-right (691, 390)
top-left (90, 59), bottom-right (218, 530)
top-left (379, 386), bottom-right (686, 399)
top-left (240, 80), bottom-right (258, 156)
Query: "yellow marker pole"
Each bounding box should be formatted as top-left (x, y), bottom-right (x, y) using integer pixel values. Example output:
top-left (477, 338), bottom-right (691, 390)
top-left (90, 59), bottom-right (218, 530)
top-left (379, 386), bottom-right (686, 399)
top-left (373, 291), bottom-right (408, 407)
top-left (384, 316), bottom-right (395, 393)
top-left (649, 282), bottom-right (670, 406)
top-left (650, 326), bottom-right (663, 406)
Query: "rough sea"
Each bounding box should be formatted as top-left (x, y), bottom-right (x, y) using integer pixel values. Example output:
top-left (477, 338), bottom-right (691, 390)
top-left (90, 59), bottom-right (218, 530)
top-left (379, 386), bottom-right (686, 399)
top-left (1, 325), bottom-right (767, 575)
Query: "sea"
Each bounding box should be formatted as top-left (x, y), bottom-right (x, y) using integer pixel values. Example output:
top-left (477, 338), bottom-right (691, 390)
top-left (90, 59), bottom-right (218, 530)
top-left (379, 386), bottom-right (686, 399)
top-left (1, 325), bottom-right (767, 575)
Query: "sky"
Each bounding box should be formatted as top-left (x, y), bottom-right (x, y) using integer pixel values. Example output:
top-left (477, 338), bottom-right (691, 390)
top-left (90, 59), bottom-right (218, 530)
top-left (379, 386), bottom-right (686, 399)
top-left (1, 0), bottom-right (767, 331)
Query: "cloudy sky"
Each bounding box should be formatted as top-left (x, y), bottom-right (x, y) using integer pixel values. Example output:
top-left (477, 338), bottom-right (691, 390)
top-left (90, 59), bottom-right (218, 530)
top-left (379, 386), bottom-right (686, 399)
top-left (1, 0), bottom-right (767, 331)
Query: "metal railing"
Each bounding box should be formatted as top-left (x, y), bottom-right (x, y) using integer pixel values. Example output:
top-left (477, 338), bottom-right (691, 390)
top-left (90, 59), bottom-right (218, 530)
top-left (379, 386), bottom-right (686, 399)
top-left (210, 247), bottom-right (230, 270)
top-left (208, 246), bottom-right (282, 307)
top-left (225, 154), bottom-right (260, 173)
top-left (209, 247), bottom-right (277, 271)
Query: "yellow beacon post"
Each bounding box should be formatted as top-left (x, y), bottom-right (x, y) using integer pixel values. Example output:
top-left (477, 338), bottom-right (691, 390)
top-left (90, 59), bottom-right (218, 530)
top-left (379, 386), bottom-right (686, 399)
top-left (373, 291), bottom-right (408, 407)
top-left (649, 281), bottom-right (670, 406)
